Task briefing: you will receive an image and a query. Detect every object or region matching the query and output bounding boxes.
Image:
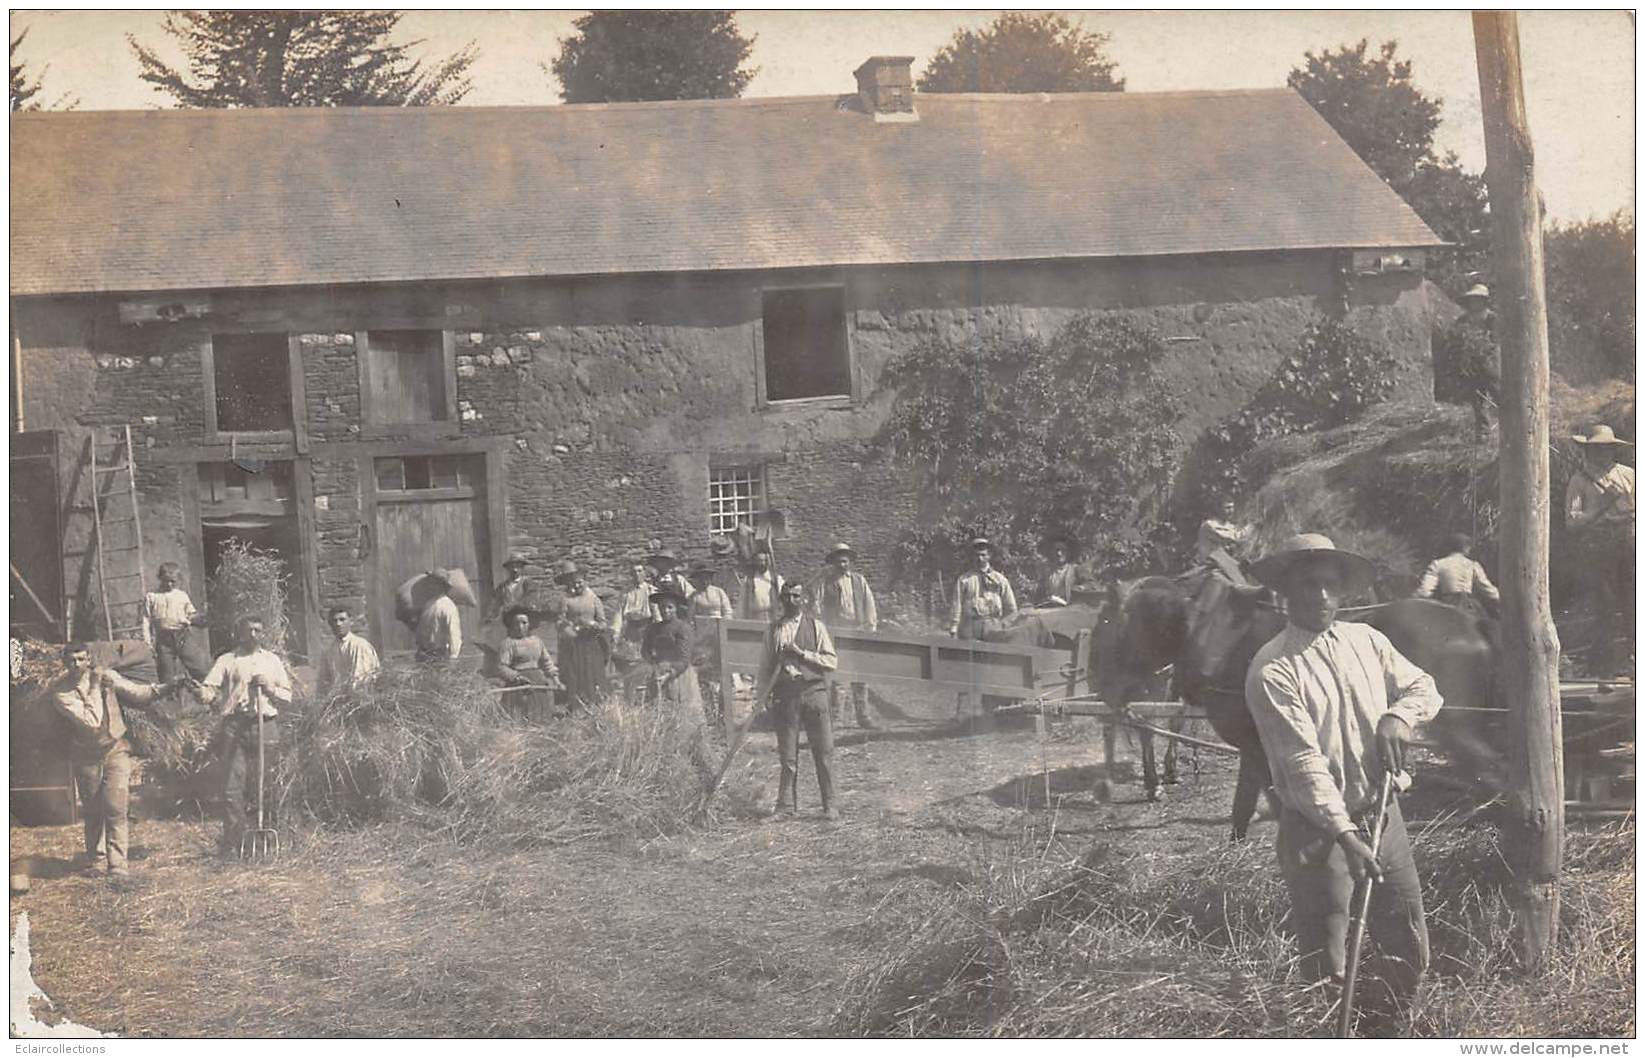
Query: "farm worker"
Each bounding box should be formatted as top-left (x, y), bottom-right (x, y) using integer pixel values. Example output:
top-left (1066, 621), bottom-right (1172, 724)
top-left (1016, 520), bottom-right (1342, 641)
top-left (1245, 534), bottom-right (1442, 1025)
top-left (950, 537), bottom-right (1018, 639)
top-left (688, 561), bottom-right (735, 725)
top-left (642, 587), bottom-right (715, 776)
top-left (1038, 536), bottom-right (1080, 606)
top-left (647, 550), bottom-right (694, 605)
top-left (1414, 533), bottom-right (1499, 619)
top-left (610, 560), bottom-right (658, 681)
top-left (737, 541), bottom-right (784, 621)
top-left (950, 536), bottom-right (1020, 716)
top-left (485, 551), bottom-right (535, 629)
top-left (315, 605), bottom-right (381, 696)
top-left (197, 615), bottom-right (294, 853)
top-left (555, 561), bottom-right (609, 711)
top-left (45, 642), bottom-right (182, 878)
top-left (754, 580), bottom-right (840, 820)
top-left (143, 561), bottom-right (209, 682)
top-left (414, 577), bottom-right (464, 664)
top-left (1437, 284), bottom-right (1500, 440)
top-left (809, 542), bottom-right (879, 730)
top-left (1565, 424), bottom-right (1636, 678)
top-left (1195, 498), bottom-right (1252, 582)
top-left (494, 605), bottom-right (561, 721)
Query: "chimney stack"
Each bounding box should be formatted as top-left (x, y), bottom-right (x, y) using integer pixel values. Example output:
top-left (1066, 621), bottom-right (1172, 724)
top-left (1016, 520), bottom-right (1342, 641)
top-left (854, 56), bottom-right (916, 121)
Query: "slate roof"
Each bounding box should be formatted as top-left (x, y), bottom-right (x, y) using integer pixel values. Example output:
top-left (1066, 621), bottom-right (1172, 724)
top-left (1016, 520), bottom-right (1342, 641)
top-left (11, 88), bottom-right (1443, 297)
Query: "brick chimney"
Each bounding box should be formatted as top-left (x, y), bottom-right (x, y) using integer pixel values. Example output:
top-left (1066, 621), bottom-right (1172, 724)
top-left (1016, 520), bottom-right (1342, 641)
top-left (854, 56), bottom-right (917, 121)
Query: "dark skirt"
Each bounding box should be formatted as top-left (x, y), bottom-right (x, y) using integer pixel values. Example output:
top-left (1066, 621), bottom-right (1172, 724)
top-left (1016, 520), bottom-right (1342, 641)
top-left (559, 629), bottom-right (610, 707)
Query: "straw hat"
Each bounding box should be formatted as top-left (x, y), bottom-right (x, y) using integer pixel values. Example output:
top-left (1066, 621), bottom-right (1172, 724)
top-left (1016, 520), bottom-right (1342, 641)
top-left (1460, 284), bottom-right (1490, 301)
top-left (503, 550), bottom-right (532, 569)
top-left (708, 534), bottom-right (736, 556)
top-left (1572, 424), bottom-right (1632, 447)
top-left (646, 549), bottom-right (679, 570)
top-left (1249, 533), bottom-right (1375, 595)
top-left (554, 560), bottom-right (582, 586)
top-left (970, 536), bottom-right (992, 550)
top-left (825, 542), bottom-right (855, 562)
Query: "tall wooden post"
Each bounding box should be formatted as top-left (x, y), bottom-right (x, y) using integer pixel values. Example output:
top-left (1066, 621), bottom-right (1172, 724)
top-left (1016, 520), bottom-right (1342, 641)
top-left (1472, 11), bottom-right (1563, 965)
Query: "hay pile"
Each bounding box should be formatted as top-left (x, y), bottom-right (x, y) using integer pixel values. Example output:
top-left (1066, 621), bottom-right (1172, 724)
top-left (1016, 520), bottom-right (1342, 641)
top-left (207, 538), bottom-right (291, 656)
top-left (278, 664), bottom-right (742, 847)
top-left (833, 817), bottom-right (1635, 1038)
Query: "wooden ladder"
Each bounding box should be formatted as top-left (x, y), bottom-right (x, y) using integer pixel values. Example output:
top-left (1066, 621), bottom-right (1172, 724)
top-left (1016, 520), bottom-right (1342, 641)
top-left (89, 424), bottom-right (148, 641)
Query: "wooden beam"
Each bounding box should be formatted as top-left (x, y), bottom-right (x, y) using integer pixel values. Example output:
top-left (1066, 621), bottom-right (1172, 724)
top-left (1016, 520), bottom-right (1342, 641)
top-left (1473, 10), bottom-right (1564, 967)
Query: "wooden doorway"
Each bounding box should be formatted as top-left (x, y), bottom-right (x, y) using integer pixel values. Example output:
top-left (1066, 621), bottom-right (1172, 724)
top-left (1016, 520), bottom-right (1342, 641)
top-left (197, 461), bottom-right (309, 659)
top-left (369, 453), bottom-right (492, 656)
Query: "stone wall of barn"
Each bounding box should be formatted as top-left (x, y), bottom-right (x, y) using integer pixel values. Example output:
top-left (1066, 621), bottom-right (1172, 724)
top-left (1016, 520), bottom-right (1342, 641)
top-left (13, 249), bottom-right (1433, 641)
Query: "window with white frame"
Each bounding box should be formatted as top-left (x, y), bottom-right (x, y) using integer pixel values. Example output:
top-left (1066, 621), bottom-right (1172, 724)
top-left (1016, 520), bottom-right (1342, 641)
top-left (708, 465), bottom-right (764, 534)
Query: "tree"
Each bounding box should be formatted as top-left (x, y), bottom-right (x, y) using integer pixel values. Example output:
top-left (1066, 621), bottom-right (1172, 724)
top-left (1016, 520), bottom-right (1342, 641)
top-left (550, 11), bottom-right (755, 104)
top-left (879, 314), bottom-right (1179, 584)
top-left (1544, 212), bottom-right (1636, 382)
top-left (918, 12), bottom-right (1123, 94)
top-left (128, 12), bottom-right (476, 108)
top-left (1289, 40), bottom-right (1488, 297)
top-left (10, 29), bottom-right (76, 111)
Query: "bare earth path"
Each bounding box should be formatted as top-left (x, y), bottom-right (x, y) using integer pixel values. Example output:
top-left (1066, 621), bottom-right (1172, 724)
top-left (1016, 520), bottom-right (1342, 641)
top-left (10, 707), bottom-right (1246, 1038)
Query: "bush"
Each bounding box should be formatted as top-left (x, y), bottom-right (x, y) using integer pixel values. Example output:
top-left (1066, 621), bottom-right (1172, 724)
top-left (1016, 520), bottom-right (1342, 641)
top-left (879, 313), bottom-right (1182, 585)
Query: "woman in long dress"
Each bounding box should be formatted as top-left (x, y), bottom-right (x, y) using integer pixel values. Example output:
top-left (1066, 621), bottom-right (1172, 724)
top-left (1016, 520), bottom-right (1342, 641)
top-left (642, 587), bottom-right (712, 777)
top-left (493, 606), bottom-right (561, 721)
top-left (555, 561), bottom-right (609, 710)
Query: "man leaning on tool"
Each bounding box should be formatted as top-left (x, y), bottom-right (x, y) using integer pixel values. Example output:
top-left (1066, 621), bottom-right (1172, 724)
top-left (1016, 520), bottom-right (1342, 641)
top-left (1244, 533), bottom-right (1442, 1029)
top-left (46, 642), bottom-right (184, 878)
top-left (196, 615), bottom-right (293, 853)
top-left (755, 580), bottom-right (840, 820)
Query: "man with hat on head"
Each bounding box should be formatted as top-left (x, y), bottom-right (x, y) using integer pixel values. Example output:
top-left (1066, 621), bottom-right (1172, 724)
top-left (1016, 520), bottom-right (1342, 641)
top-left (1437, 284), bottom-right (1500, 441)
top-left (950, 536), bottom-right (1021, 716)
top-left (754, 579), bottom-right (841, 819)
top-left (555, 560), bottom-right (609, 710)
top-left (687, 560), bottom-right (735, 724)
top-left (1245, 533), bottom-right (1443, 1028)
top-left (1196, 497), bottom-right (1253, 583)
top-left (647, 549), bottom-right (694, 607)
top-left (1566, 424), bottom-right (1636, 678)
top-left (809, 542), bottom-right (880, 729)
top-left (737, 540), bottom-right (784, 622)
top-left (486, 551), bottom-right (536, 630)
top-left (610, 557), bottom-right (659, 687)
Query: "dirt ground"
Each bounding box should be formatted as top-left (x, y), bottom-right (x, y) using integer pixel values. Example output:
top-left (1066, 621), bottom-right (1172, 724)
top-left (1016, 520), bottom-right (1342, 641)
top-left (0, 689), bottom-right (1513, 1038)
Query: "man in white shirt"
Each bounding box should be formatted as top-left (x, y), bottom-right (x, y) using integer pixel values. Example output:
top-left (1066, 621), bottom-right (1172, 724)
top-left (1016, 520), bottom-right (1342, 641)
top-left (1195, 498), bottom-right (1252, 582)
top-left (1565, 425), bottom-right (1636, 677)
top-left (736, 543), bottom-right (784, 622)
top-left (416, 584), bottom-right (464, 663)
top-left (46, 642), bottom-right (181, 877)
top-left (754, 581), bottom-right (841, 819)
top-left (315, 606), bottom-right (382, 696)
top-left (1245, 534), bottom-right (1442, 1028)
top-left (198, 615), bottom-right (294, 851)
top-left (1414, 533), bottom-right (1499, 618)
top-left (809, 542), bottom-right (880, 729)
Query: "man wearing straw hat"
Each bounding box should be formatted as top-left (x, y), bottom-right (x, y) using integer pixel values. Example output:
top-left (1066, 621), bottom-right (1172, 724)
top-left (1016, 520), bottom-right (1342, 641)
top-left (1439, 284), bottom-right (1500, 440)
top-left (1565, 424), bottom-right (1636, 678)
top-left (485, 551), bottom-right (536, 629)
top-left (949, 536), bottom-right (1020, 716)
top-left (1244, 533), bottom-right (1443, 1026)
top-left (809, 542), bottom-right (880, 729)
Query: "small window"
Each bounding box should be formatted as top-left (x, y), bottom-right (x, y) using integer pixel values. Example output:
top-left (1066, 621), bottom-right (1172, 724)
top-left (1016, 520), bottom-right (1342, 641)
top-left (375, 455), bottom-right (472, 493)
top-left (708, 465), bottom-right (765, 534)
top-left (761, 288), bottom-right (851, 402)
top-left (211, 333), bottom-right (292, 434)
top-left (362, 330), bottom-right (450, 425)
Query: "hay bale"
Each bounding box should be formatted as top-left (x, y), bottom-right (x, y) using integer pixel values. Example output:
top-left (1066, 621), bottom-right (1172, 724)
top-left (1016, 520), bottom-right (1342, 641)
top-left (208, 539), bottom-right (291, 657)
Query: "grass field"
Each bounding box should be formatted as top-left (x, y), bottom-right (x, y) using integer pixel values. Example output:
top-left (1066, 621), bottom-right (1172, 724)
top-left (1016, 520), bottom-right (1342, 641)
top-left (9, 694), bottom-right (1635, 1039)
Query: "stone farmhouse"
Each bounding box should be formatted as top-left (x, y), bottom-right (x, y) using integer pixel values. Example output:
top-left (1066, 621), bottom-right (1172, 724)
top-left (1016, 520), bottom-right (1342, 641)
top-left (10, 57), bottom-right (1443, 656)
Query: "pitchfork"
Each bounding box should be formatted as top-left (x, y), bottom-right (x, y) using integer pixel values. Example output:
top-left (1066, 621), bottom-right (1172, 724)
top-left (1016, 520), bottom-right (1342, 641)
top-left (1338, 768), bottom-right (1412, 1036)
top-left (239, 683), bottom-right (280, 863)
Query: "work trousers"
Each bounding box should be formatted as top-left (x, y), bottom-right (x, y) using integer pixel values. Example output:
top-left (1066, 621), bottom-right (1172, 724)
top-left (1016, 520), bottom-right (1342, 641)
top-left (214, 714), bottom-right (281, 843)
top-left (152, 625), bottom-right (208, 683)
top-left (828, 679), bottom-right (872, 727)
top-left (774, 680), bottom-right (835, 811)
top-left (74, 740), bottom-right (135, 871)
top-left (1277, 800), bottom-right (1429, 1017)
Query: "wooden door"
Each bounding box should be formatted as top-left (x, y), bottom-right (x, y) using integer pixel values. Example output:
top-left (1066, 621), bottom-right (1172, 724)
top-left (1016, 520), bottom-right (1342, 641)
top-left (371, 454), bottom-right (490, 656)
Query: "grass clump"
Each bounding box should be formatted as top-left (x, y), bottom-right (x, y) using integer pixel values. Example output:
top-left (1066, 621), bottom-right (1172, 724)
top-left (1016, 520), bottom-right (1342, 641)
top-left (277, 664), bottom-right (749, 848)
top-left (834, 815), bottom-right (1634, 1038)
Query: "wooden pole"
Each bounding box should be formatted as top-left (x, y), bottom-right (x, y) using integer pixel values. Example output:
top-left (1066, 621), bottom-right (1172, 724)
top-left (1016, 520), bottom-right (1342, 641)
top-left (1471, 11), bottom-right (1564, 966)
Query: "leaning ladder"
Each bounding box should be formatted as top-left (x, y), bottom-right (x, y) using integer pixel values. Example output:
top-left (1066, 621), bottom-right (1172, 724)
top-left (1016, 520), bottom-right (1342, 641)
top-left (89, 424), bottom-right (148, 641)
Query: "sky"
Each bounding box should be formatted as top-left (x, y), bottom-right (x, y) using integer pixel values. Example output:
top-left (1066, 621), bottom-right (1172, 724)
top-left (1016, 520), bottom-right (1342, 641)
top-left (9, 9), bottom-right (1635, 222)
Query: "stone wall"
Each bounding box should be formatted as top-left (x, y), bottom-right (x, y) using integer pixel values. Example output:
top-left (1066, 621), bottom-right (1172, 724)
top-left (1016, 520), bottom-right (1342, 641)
top-left (13, 249), bottom-right (1436, 637)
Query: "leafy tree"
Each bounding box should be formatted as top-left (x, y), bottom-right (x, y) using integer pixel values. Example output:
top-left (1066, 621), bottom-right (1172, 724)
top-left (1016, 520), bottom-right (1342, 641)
top-left (918, 12), bottom-right (1123, 94)
top-left (550, 11), bottom-right (755, 104)
top-left (10, 29), bottom-right (76, 111)
top-left (1289, 40), bottom-right (1488, 297)
top-left (128, 12), bottom-right (476, 108)
top-left (1545, 212), bottom-right (1636, 382)
top-left (879, 314), bottom-right (1179, 584)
